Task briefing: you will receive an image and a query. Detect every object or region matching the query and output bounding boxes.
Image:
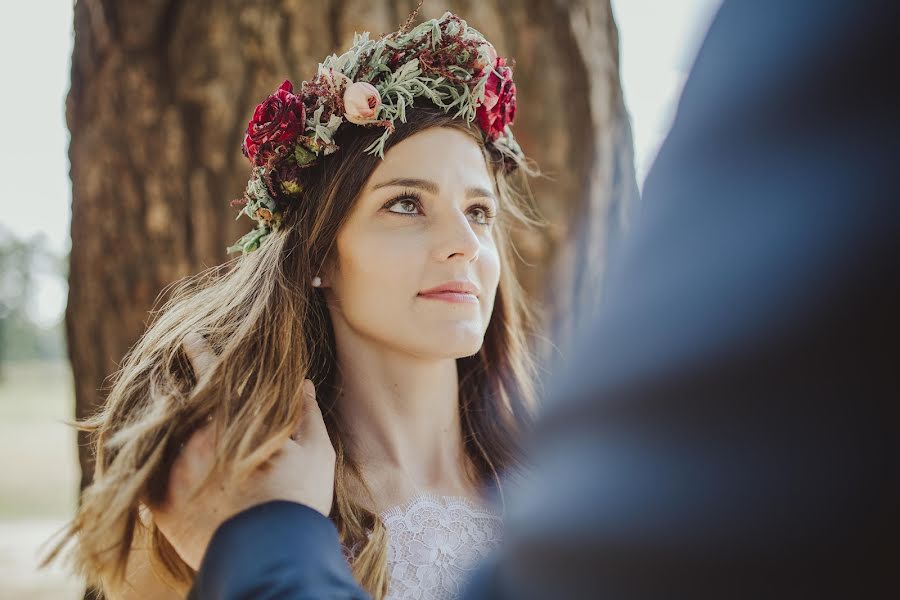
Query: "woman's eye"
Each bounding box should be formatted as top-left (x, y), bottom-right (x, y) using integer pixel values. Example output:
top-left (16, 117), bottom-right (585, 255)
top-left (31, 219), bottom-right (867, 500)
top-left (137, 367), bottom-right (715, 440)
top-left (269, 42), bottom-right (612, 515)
top-left (469, 207), bottom-right (488, 225)
top-left (387, 198), bottom-right (420, 215)
top-left (385, 196), bottom-right (494, 226)
top-left (468, 204), bottom-right (496, 226)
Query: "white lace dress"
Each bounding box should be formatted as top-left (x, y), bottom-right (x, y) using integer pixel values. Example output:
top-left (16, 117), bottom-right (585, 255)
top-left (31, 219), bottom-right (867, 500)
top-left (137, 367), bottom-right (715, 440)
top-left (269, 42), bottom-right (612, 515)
top-left (345, 491), bottom-right (505, 600)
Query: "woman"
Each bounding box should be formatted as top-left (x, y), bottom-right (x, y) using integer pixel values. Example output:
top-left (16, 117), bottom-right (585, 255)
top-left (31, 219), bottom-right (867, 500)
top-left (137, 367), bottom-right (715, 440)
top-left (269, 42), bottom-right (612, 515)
top-left (43, 9), bottom-right (545, 600)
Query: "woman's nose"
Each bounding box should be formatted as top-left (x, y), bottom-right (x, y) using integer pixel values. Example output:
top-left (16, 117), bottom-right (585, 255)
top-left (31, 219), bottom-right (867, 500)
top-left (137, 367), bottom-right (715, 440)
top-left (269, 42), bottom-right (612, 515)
top-left (433, 209), bottom-right (481, 262)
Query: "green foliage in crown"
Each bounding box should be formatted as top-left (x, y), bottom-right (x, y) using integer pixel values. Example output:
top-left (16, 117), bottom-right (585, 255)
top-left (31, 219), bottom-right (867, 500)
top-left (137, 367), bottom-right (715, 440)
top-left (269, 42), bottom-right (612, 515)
top-left (229, 11), bottom-right (522, 255)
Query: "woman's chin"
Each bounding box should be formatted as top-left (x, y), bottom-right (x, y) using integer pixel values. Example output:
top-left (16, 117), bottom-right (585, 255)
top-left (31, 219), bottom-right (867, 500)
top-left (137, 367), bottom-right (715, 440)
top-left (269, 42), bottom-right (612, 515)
top-left (430, 333), bottom-right (486, 359)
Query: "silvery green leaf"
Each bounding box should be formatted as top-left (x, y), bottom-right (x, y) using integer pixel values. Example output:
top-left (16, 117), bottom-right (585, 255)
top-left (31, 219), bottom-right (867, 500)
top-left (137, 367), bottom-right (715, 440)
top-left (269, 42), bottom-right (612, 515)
top-left (393, 58), bottom-right (421, 81)
top-left (310, 105), bottom-right (325, 128)
top-left (316, 125), bottom-right (333, 143)
top-left (431, 21), bottom-right (441, 49)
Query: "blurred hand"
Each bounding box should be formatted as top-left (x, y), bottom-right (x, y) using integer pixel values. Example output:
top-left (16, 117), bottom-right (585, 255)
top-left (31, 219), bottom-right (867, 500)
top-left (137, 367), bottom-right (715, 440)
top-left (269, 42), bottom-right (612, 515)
top-left (148, 333), bottom-right (336, 570)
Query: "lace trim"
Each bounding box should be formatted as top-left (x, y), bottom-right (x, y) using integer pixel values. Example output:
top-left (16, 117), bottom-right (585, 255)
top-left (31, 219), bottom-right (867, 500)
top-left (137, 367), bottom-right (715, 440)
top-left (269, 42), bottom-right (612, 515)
top-left (379, 490), bottom-right (504, 520)
top-left (380, 492), bottom-right (504, 599)
top-left (342, 492), bottom-right (505, 599)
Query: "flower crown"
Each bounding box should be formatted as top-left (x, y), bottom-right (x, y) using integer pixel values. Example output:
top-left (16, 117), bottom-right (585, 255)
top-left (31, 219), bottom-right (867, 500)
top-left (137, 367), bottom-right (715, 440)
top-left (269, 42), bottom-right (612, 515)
top-left (227, 10), bottom-right (523, 254)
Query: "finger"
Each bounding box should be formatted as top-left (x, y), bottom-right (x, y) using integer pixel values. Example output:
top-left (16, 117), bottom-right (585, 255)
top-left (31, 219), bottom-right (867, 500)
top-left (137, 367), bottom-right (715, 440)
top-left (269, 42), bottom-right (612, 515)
top-left (182, 332), bottom-right (217, 380)
top-left (186, 416), bottom-right (218, 454)
top-left (169, 417), bottom-right (218, 490)
top-left (173, 415), bottom-right (214, 461)
top-left (290, 379), bottom-right (314, 440)
top-left (291, 379), bottom-right (327, 442)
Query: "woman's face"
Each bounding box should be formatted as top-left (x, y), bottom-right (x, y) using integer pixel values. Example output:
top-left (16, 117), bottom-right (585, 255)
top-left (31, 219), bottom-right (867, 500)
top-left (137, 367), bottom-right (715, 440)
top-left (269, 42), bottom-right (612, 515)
top-left (325, 126), bottom-right (501, 359)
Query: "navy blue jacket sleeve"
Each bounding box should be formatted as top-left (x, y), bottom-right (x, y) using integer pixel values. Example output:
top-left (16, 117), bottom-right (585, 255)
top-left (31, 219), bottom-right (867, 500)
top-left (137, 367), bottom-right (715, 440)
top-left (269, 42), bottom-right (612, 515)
top-left (188, 501), bottom-right (370, 599)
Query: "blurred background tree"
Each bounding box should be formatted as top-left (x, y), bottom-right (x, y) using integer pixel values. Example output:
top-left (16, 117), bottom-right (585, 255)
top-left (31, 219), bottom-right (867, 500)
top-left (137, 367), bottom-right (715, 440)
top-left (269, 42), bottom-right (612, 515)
top-left (0, 228), bottom-right (67, 376)
top-left (65, 0), bottom-right (635, 596)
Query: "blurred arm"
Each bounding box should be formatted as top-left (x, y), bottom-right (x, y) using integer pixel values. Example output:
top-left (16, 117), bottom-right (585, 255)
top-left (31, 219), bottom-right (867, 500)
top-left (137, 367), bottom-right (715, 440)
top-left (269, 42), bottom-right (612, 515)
top-left (188, 501), bottom-right (369, 600)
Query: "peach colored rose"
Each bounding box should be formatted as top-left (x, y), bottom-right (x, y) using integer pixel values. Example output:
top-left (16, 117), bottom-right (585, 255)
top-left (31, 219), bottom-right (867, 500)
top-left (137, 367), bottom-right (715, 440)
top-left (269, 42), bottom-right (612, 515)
top-left (343, 82), bottom-right (382, 125)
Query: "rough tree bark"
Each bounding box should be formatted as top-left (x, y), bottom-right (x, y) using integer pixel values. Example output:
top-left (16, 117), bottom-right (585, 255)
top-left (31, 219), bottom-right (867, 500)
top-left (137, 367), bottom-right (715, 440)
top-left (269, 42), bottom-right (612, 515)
top-left (66, 0), bottom-right (635, 595)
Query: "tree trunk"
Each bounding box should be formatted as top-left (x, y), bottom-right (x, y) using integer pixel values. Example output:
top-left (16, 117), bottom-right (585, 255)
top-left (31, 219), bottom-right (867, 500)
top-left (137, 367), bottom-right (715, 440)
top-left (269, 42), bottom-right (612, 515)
top-left (66, 0), bottom-right (634, 595)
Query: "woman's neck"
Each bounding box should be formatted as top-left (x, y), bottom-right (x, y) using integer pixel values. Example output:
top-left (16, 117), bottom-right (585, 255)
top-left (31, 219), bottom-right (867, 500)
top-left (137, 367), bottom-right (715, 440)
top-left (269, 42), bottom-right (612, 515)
top-left (332, 339), bottom-right (476, 507)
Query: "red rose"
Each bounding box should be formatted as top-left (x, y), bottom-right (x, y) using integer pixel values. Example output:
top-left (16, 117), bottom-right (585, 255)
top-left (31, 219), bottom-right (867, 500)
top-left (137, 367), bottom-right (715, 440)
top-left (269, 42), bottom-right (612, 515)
top-left (476, 57), bottom-right (517, 142)
top-left (242, 80), bottom-right (306, 166)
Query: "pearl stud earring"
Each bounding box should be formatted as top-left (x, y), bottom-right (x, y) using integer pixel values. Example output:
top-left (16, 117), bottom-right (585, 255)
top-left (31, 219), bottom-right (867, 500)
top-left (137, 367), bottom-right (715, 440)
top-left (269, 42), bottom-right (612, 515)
top-left (311, 276), bottom-right (322, 288)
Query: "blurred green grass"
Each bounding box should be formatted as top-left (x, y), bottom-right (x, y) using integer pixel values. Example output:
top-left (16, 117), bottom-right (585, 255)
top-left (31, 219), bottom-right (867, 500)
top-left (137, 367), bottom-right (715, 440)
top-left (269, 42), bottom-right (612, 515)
top-left (0, 360), bottom-right (79, 519)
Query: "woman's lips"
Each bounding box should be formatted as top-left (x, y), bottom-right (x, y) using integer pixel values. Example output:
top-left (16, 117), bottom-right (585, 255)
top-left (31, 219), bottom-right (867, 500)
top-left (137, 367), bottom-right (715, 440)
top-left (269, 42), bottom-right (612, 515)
top-left (417, 291), bottom-right (479, 304)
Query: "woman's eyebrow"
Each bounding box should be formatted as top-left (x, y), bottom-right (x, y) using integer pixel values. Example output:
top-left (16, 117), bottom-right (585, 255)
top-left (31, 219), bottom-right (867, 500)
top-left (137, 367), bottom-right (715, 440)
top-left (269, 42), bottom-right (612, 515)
top-left (369, 177), bottom-right (495, 201)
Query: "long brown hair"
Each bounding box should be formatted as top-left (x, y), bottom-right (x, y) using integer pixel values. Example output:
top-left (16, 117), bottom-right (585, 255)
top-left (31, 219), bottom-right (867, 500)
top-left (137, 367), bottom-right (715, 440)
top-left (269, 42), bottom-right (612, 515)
top-left (42, 104), bottom-right (546, 598)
